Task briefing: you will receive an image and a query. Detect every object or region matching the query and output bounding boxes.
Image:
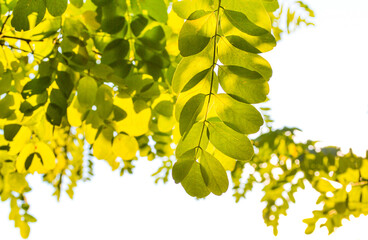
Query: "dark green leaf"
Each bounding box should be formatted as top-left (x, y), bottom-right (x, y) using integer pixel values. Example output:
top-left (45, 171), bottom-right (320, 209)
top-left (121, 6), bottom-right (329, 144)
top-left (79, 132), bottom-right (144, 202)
top-left (46, 103), bottom-right (63, 126)
top-left (46, 0), bottom-right (67, 17)
top-left (4, 124), bottom-right (22, 141)
top-left (102, 39), bottom-right (130, 65)
top-left (11, 0), bottom-right (46, 31)
top-left (22, 77), bottom-right (52, 99)
top-left (113, 105), bottom-right (127, 121)
top-left (138, 25), bottom-right (166, 51)
top-left (101, 16), bottom-right (126, 34)
top-left (130, 15), bottom-right (148, 37)
top-left (92, 0), bottom-right (112, 6)
top-left (56, 71), bottom-right (74, 98)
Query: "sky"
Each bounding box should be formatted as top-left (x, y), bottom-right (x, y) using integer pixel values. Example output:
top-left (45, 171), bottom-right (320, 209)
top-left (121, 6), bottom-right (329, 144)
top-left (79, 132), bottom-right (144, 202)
top-left (1, 0), bottom-right (368, 239)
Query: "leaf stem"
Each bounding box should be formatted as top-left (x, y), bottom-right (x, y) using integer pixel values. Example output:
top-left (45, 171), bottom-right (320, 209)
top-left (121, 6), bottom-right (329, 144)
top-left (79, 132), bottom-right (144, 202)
top-left (195, 0), bottom-right (222, 159)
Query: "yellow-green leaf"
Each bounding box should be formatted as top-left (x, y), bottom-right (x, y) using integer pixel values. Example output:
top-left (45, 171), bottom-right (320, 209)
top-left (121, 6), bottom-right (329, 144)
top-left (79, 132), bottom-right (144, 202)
top-left (77, 76), bottom-right (98, 108)
top-left (178, 11), bottom-right (216, 56)
top-left (112, 134), bottom-right (139, 160)
top-left (207, 118), bottom-right (254, 160)
top-left (215, 94), bottom-right (263, 134)
top-left (200, 151), bottom-right (229, 195)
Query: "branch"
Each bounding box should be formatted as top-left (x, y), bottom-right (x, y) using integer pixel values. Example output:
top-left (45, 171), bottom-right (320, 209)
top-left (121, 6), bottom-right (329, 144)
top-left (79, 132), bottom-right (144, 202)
top-left (0, 35), bottom-right (43, 43)
top-left (0, 15), bottom-right (10, 35)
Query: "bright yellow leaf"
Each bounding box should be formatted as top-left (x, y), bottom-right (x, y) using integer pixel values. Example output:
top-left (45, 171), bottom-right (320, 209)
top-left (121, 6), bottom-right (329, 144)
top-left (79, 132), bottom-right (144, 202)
top-left (114, 96), bottom-right (151, 136)
top-left (112, 133), bottom-right (138, 160)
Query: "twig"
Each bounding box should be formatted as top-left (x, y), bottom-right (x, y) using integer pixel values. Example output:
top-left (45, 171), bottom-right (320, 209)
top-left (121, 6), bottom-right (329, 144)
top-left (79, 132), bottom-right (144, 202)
top-left (1, 35), bottom-right (43, 43)
top-left (0, 15), bottom-right (10, 35)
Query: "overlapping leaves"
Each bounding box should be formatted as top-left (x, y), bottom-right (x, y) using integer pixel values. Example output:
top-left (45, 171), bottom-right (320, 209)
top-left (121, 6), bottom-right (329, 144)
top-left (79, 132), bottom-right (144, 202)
top-left (171, 0), bottom-right (276, 198)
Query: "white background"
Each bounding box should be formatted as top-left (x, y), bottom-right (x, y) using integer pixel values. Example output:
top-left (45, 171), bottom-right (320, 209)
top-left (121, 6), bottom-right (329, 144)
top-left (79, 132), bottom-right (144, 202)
top-left (1, 0), bottom-right (368, 239)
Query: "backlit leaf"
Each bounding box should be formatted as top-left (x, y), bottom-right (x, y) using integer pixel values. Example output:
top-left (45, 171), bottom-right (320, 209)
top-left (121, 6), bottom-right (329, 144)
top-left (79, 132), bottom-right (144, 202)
top-left (200, 151), bottom-right (229, 195)
top-left (95, 84), bottom-right (114, 119)
top-left (176, 122), bottom-right (208, 158)
top-left (112, 133), bottom-right (139, 160)
top-left (207, 118), bottom-right (254, 160)
top-left (140, 0), bottom-right (168, 23)
top-left (181, 161), bottom-right (210, 198)
top-left (215, 94), bottom-right (263, 134)
top-left (172, 149), bottom-right (196, 184)
top-left (178, 11), bottom-right (216, 56)
top-left (179, 94), bottom-right (206, 136)
top-left (77, 76), bottom-right (98, 108)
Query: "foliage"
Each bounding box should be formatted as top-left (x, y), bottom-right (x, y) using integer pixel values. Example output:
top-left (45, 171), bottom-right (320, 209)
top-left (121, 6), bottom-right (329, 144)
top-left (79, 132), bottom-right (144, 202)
top-left (0, 0), bottom-right (364, 238)
top-left (232, 127), bottom-right (368, 235)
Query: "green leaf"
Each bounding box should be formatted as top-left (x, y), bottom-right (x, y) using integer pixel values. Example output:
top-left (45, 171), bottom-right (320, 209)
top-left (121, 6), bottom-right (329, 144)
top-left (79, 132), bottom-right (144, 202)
top-left (200, 151), bottom-right (229, 195)
top-left (218, 66), bottom-right (268, 104)
top-left (101, 39), bottom-right (130, 65)
top-left (207, 118), bottom-right (254, 160)
top-left (172, 42), bottom-right (213, 94)
top-left (221, 12), bottom-right (276, 53)
top-left (92, 0), bottom-right (112, 6)
top-left (176, 122), bottom-right (208, 158)
top-left (50, 89), bottom-right (67, 111)
top-left (56, 71), bottom-right (74, 98)
top-left (113, 105), bottom-right (127, 121)
top-left (178, 11), bottom-right (216, 57)
top-left (154, 101), bottom-right (173, 117)
top-left (0, 94), bottom-right (15, 118)
top-left (77, 76), bottom-right (98, 108)
top-left (46, 0), bottom-right (67, 16)
top-left (21, 77), bottom-right (52, 99)
top-left (138, 25), bottom-right (166, 51)
top-left (4, 124), bottom-right (22, 141)
top-left (181, 161), bottom-right (210, 198)
top-left (172, 149), bottom-right (196, 184)
top-left (11, 0), bottom-right (46, 31)
top-left (46, 103), bottom-right (63, 126)
top-left (218, 37), bottom-right (272, 80)
top-left (140, 0), bottom-right (168, 23)
top-left (215, 94), bottom-right (263, 134)
top-left (179, 94), bottom-right (206, 136)
top-left (262, 0), bottom-right (280, 12)
top-left (173, 0), bottom-right (215, 19)
top-left (130, 15), bottom-right (148, 37)
top-left (0, 71), bottom-right (12, 95)
top-left (101, 16), bottom-right (127, 34)
top-left (221, 0), bottom-right (271, 32)
top-left (223, 9), bottom-right (269, 36)
top-left (96, 84), bottom-right (114, 119)
top-left (70, 0), bottom-right (84, 8)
